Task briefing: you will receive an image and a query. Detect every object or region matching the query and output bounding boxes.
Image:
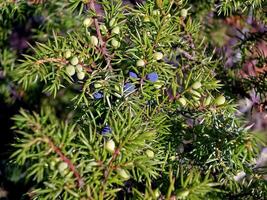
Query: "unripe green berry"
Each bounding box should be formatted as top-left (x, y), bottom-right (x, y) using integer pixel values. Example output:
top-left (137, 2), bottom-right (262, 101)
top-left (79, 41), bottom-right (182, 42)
top-left (117, 168), bottom-right (130, 180)
top-left (145, 150), bottom-right (154, 158)
top-left (50, 160), bottom-right (56, 170)
top-left (136, 59), bottom-right (145, 67)
top-left (181, 9), bottom-right (188, 18)
top-left (154, 189), bottom-right (160, 198)
top-left (76, 64), bottom-right (83, 72)
top-left (190, 90), bottom-right (201, 98)
top-left (154, 81), bottom-right (164, 89)
top-left (65, 50), bottom-right (72, 59)
top-left (191, 81), bottom-right (202, 90)
top-left (66, 65), bottom-right (76, 76)
top-left (178, 97), bottom-right (187, 106)
top-left (177, 189), bottom-right (189, 198)
top-left (203, 96), bottom-right (212, 106)
top-left (143, 16), bottom-right (150, 22)
top-left (114, 85), bottom-right (120, 92)
top-left (58, 162), bottom-right (68, 175)
top-left (105, 139), bottom-right (115, 153)
top-left (100, 24), bottom-right (108, 35)
top-left (94, 82), bottom-right (102, 89)
top-left (111, 26), bottom-right (120, 35)
top-left (83, 18), bottom-right (93, 27)
top-left (109, 17), bottom-right (116, 27)
top-left (70, 56), bottom-right (79, 66)
top-left (111, 38), bottom-right (120, 48)
top-left (91, 36), bottom-right (98, 46)
top-left (153, 10), bottom-right (160, 15)
top-left (214, 95), bottom-right (226, 106)
top-left (153, 52), bottom-right (163, 60)
top-left (77, 72), bottom-right (85, 80)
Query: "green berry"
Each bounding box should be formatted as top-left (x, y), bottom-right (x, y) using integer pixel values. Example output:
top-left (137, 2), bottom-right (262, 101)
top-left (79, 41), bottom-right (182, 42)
top-left (105, 139), bottom-right (115, 153)
top-left (111, 38), bottom-right (120, 48)
top-left (177, 189), bottom-right (189, 198)
top-left (77, 72), bottom-right (85, 80)
top-left (111, 26), bottom-right (120, 35)
top-left (203, 96), bottom-right (212, 106)
top-left (91, 36), bottom-right (98, 46)
top-left (100, 24), bottom-right (108, 35)
top-left (143, 16), bottom-right (150, 22)
top-left (109, 17), bottom-right (116, 27)
top-left (65, 50), bottom-right (72, 59)
top-left (76, 64), bottom-right (83, 72)
top-left (136, 59), bottom-right (145, 67)
top-left (154, 189), bottom-right (160, 198)
top-left (83, 18), bottom-right (93, 27)
top-left (153, 52), bottom-right (163, 60)
top-left (154, 81), bottom-right (164, 89)
top-left (58, 162), bottom-right (68, 175)
top-left (94, 82), bottom-right (102, 89)
top-left (181, 9), bottom-right (188, 18)
top-left (66, 65), bottom-right (76, 76)
top-left (153, 10), bottom-right (160, 15)
top-left (178, 97), bottom-right (187, 106)
top-left (70, 56), bottom-right (79, 65)
top-left (191, 81), bottom-right (202, 90)
top-left (190, 90), bottom-right (201, 98)
top-left (117, 168), bottom-right (130, 180)
top-left (214, 95), bottom-right (226, 106)
top-left (145, 150), bottom-right (154, 158)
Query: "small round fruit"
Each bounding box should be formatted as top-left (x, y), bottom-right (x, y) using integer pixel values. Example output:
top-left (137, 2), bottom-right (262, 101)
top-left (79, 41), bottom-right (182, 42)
top-left (100, 24), bottom-right (108, 35)
top-left (91, 36), bottom-right (98, 46)
top-left (214, 95), bottom-right (226, 106)
top-left (77, 72), bottom-right (85, 80)
top-left (117, 168), bottom-right (130, 180)
top-left (145, 150), bottom-right (154, 158)
top-left (66, 65), bottom-right (76, 76)
top-left (203, 96), bottom-right (212, 106)
top-left (109, 18), bottom-right (116, 27)
top-left (181, 9), bottom-right (188, 18)
top-left (83, 18), bottom-right (93, 27)
top-left (153, 52), bottom-right (163, 60)
top-left (178, 97), bottom-right (187, 106)
top-left (154, 189), bottom-right (160, 198)
top-left (65, 50), bottom-right (72, 59)
top-left (111, 26), bottom-right (120, 35)
top-left (94, 82), bottom-right (102, 89)
top-left (143, 16), bottom-right (150, 22)
top-left (190, 90), bottom-right (201, 98)
top-left (146, 72), bottom-right (159, 82)
top-left (154, 81), bottom-right (164, 89)
top-left (58, 162), bottom-right (68, 174)
top-left (136, 59), bottom-right (145, 67)
top-left (111, 38), bottom-right (120, 48)
top-left (76, 64), bottom-right (83, 72)
top-left (191, 81), bottom-right (202, 90)
top-left (153, 10), bottom-right (160, 15)
top-left (70, 56), bottom-right (79, 65)
top-left (177, 189), bottom-right (189, 198)
top-left (105, 139), bottom-right (115, 153)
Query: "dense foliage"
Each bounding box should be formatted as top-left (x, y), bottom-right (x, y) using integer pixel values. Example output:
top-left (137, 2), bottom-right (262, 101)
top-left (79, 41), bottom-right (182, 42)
top-left (0, 0), bottom-right (266, 199)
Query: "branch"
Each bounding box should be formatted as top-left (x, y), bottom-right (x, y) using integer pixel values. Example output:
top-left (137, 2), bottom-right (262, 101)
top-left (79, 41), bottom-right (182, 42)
top-left (89, 0), bottom-right (112, 70)
top-left (43, 136), bottom-right (84, 188)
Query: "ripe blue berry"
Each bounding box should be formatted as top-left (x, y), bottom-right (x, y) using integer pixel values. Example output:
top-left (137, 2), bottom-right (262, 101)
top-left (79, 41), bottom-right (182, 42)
top-left (129, 71), bottom-right (138, 78)
top-left (101, 125), bottom-right (112, 135)
top-left (124, 83), bottom-right (135, 93)
top-left (146, 72), bottom-right (158, 82)
top-left (93, 92), bottom-right (103, 99)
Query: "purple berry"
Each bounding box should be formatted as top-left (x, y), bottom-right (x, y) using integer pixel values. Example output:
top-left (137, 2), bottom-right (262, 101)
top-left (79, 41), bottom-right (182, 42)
top-left (146, 72), bottom-right (158, 82)
top-left (124, 83), bottom-right (135, 93)
top-left (101, 125), bottom-right (112, 135)
top-left (93, 92), bottom-right (103, 99)
top-left (129, 71), bottom-right (138, 78)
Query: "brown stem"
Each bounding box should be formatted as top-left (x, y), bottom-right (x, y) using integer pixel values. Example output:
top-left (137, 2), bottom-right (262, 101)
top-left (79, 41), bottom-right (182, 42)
top-left (88, 0), bottom-right (112, 70)
top-left (43, 136), bottom-right (84, 188)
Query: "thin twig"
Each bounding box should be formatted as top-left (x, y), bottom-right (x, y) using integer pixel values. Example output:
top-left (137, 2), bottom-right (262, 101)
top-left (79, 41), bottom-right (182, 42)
top-left (88, 0), bottom-right (112, 70)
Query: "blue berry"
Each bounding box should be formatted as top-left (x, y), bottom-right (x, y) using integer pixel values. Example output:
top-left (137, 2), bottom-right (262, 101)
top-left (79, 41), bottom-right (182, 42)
top-left (146, 72), bottom-right (158, 82)
top-left (129, 71), bottom-right (138, 78)
top-left (101, 125), bottom-right (112, 135)
top-left (93, 92), bottom-right (103, 99)
top-left (124, 83), bottom-right (135, 93)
